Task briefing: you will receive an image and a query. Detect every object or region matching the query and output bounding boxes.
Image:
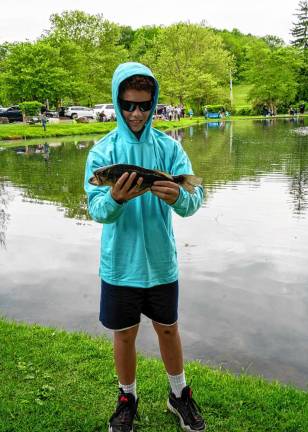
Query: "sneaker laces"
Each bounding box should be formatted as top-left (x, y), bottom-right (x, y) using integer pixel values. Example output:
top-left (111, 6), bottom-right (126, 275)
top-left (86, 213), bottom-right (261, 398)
top-left (181, 386), bottom-right (203, 423)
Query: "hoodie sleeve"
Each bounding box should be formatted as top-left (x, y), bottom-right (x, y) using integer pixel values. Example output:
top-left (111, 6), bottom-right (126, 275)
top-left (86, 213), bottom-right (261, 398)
top-left (84, 149), bottom-right (127, 224)
top-left (169, 141), bottom-right (204, 217)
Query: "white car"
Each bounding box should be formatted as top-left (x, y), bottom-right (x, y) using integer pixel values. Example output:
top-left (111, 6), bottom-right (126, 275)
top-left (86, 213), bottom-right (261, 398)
top-left (93, 103), bottom-right (116, 120)
top-left (65, 106), bottom-right (95, 119)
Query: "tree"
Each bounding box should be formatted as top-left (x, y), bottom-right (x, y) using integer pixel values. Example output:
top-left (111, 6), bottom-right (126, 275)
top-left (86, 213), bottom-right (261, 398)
top-left (291, 0), bottom-right (308, 49)
top-left (118, 26), bottom-right (135, 50)
top-left (129, 25), bottom-right (162, 61)
top-left (262, 35), bottom-right (285, 49)
top-left (290, 0), bottom-right (308, 101)
top-left (46, 10), bottom-right (107, 48)
top-left (0, 41), bottom-right (72, 105)
top-left (244, 45), bottom-right (301, 113)
top-left (141, 23), bottom-right (234, 110)
top-left (44, 10), bottom-right (129, 104)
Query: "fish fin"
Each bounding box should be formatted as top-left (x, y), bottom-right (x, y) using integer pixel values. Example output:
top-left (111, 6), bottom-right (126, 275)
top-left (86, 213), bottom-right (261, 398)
top-left (179, 175), bottom-right (203, 193)
top-left (155, 170), bottom-right (174, 180)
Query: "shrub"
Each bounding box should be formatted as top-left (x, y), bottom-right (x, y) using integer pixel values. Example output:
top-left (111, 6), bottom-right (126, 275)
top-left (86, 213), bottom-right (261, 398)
top-left (19, 101), bottom-right (43, 116)
top-left (233, 106), bottom-right (254, 116)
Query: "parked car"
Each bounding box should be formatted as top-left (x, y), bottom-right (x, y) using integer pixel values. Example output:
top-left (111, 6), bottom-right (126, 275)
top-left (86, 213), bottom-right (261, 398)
top-left (64, 106), bottom-right (95, 119)
top-left (45, 110), bottom-right (59, 118)
top-left (93, 103), bottom-right (116, 120)
top-left (0, 105), bottom-right (23, 122)
top-left (58, 106), bottom-right (66, 117)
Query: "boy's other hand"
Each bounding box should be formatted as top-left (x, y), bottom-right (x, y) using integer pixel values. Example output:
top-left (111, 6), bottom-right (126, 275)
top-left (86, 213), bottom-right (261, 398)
top-left (111, 172), bottom-right (149, 204)
top-left (151, 181), bottom-right (180, 205)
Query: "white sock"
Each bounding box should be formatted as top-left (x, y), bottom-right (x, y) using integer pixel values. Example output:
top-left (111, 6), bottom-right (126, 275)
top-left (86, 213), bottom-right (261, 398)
top-left (167, 371), bottom-right (186, 398)
top-left (119, 380), bottom-right (137, 400)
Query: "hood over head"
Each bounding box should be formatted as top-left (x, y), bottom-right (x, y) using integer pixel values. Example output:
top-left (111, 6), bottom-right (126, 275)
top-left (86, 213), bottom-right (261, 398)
top-left (112, 62), bottom-right (159, 143)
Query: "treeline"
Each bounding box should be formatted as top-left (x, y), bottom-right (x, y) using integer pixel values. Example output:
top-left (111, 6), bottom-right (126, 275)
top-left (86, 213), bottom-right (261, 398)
top-left (0, 8), bottom-right (306, 113)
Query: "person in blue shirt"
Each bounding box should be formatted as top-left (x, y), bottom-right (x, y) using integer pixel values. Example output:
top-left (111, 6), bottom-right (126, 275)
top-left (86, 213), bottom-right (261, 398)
top-left (84, 62), bottom-right (205, 432)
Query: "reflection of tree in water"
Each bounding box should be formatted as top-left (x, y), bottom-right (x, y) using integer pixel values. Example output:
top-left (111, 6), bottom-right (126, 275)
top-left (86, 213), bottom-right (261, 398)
top-left (289, 166), bottom-right (308, 215)
top-left (0, 182), bottom-right (11, 249)
top-left (288, 139), bottom-right (308, 215)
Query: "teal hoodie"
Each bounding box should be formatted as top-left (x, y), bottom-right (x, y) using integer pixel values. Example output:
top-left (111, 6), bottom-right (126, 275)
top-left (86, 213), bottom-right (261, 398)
top-left (84, 62), bottom-right (204, 287)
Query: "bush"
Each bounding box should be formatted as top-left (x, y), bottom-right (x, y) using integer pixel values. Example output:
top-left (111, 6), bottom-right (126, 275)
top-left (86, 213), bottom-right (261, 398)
top-left (233, 105), bottom-right (257, 116)
top-left (19, 101), bottom-right (43, 116)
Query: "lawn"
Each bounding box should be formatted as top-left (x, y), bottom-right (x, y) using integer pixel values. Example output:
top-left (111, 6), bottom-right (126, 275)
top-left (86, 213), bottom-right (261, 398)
top-left (1, 318), bottom-right (307, 432)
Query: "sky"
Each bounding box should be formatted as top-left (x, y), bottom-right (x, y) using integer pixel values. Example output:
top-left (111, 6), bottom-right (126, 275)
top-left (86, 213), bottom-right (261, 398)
top-left (0, 0), bottom-right (300, 45)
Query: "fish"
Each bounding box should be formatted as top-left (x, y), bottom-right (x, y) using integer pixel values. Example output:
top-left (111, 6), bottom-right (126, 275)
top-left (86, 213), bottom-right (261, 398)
top-left (89, 164), bottom-right (202, 194)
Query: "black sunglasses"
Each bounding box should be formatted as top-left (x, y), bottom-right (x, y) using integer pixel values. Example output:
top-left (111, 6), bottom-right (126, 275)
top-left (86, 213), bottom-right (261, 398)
top-left (119, 98), bottom-right (153, 112)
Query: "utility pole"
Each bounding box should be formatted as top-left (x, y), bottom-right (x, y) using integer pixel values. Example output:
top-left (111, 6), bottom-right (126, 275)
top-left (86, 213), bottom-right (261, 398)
top-left (229, 69), bottom-right (233, 107)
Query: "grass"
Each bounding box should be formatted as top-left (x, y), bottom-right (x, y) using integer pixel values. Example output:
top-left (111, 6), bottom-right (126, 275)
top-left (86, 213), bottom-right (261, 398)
top-left (232, 84), bottom-right (253, 108)
top-left (1, 318), bottom-right (308, 432)
top-left (0, 118), bottom-right (204, 142)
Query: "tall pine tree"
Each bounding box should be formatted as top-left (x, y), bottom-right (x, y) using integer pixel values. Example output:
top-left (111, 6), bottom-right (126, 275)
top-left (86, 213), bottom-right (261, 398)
top-left (291, 0), bottom-right (308, 101)
top-left (291, 0), bottom-right (308, 49)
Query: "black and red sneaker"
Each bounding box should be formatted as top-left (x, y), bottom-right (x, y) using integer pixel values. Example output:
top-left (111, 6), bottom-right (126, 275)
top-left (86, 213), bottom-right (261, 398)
top-left (108, 389), bottom-right (139, 432)
top-left (167, 385), bottom-right (206, 431)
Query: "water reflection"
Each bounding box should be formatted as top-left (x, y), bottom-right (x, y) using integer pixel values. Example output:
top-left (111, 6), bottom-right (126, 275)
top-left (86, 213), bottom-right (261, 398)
top-left (0, 182), bottom-right (11, 249)
top-left (0, 120), bottom-right (307, 218)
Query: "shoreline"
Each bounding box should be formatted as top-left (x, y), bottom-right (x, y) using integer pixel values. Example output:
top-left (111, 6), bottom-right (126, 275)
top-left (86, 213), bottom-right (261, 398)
top-left (0, 114), bottom-right (307, 144)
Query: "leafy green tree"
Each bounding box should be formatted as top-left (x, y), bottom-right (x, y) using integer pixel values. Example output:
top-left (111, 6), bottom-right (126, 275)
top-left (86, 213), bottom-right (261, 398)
top-left (244, 45), bottom-right (301, 113)
top-left (46, 10), bottom-right (106, 48)
top-left (45, 10), bottom-right (129, 104)
top-left (0, 41), bottom-right (71, 105)
top-left (118, 26), bottom-right (135, 50)
top-left (129, 25), bottom-right (162, 61)
top-left (214, 29), bottom-right (270, 83)
top-left (262, 35), bottom-right (285, 49)
top-left (141, 23), bottom-right (234, 111)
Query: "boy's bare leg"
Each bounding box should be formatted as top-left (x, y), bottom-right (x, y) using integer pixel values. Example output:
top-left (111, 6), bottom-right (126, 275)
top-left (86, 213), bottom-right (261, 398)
top-left (113, 324), bottom-right (139, 384)
top-left (152, 321), bottom-right (183, 374)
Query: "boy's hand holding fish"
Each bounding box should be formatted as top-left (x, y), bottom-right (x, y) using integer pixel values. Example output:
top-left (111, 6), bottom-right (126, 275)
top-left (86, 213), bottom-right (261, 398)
top-left (151, 180), bottom-right (179, 205)
top-left (89, 163), bottom-right (202, 206)
top-left (111, 171), bottom-right (149, 204)
top-left (111, 171), bottom-right (179, 205)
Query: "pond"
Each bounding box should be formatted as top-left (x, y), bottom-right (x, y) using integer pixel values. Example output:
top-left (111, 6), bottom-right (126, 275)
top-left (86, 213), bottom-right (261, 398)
top-left (1, 117), bottom-right (308, 389)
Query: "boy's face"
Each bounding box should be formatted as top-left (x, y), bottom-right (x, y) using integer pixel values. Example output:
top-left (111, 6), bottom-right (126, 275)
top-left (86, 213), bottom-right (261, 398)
top-left (120, 89), bottom-right (153, 133)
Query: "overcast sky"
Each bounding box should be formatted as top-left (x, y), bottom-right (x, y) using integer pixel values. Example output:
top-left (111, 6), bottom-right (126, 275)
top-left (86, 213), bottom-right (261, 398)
top-left (0, 0), bottom-right (300, 45)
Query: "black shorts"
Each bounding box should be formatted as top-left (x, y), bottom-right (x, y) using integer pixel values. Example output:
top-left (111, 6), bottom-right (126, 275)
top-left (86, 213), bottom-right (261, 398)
top-left (99, 280), bottom-right (179, 331)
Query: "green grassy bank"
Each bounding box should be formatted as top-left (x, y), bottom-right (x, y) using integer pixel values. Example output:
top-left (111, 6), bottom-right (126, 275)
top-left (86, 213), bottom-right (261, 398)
top-left (1, 318), bottom-right (307, 432)
top-left (0, 118), bottom-right (202, 142)
top-left (0, 115), bottom-right (307, 144)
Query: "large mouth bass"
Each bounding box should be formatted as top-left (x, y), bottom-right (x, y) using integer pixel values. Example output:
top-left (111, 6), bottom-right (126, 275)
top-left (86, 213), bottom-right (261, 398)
top-left (89, 164), bottom-right (202, 194)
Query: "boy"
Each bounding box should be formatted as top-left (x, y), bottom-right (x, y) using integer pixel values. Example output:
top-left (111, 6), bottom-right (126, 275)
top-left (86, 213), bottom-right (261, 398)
top-left (84, 62), bottom-right (205, 432)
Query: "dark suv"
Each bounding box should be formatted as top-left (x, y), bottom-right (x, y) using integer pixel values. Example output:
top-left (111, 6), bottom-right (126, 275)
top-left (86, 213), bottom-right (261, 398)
top-left (0, 105), bottom-right (23, 122)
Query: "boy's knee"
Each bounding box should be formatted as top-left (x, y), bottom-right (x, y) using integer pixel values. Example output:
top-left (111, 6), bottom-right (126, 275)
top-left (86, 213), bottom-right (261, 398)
top-left (114, 325), bottom-right (139, 344)
top-left (152, 321), bottom-right (178, 337)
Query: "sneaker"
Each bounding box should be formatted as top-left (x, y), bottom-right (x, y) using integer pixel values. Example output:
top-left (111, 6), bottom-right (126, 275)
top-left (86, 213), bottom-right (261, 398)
top-left (167, 385), bottom-right (206, 431)
top-left (108, 389), bottom-right (139, 432)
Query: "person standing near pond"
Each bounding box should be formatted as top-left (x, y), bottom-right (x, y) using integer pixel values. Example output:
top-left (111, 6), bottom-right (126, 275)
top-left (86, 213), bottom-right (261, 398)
top-left (41, 112), bottom-right (47, 131)
top-left (84, 62), bottom-right (205, 432)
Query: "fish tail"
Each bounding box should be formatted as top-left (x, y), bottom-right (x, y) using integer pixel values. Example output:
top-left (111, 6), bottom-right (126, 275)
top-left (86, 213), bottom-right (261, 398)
top-left (175, 174), bottom-right (203, 193)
